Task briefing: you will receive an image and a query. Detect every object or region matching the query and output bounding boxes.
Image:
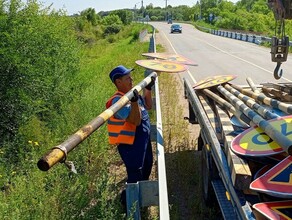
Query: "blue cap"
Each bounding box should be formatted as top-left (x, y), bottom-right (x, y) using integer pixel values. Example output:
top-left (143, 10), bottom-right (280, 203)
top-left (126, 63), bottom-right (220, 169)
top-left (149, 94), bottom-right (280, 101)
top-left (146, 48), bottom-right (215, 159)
top-left (109, 65), bottom-right (134, 82)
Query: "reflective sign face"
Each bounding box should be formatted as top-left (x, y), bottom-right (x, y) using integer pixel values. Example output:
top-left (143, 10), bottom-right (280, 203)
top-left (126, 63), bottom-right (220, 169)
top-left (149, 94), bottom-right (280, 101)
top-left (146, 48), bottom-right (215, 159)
top-left (135, 60), bottom-right (187, 73)
top-left (250, 156), bottom-right (292, 198)
top-left (193, 75), bottom-right (237, 89)
top-left (253, 200), bottom-right (292, 220)
top-left (142, 53), bottom-right (197, 66)
top-left (232, 116), bottom-right (292, 156)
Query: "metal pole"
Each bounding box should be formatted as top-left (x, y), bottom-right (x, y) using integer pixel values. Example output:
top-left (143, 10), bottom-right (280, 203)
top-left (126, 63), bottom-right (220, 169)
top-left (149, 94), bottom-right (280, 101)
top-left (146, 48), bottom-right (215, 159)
top-left (202, 88), bottom-right (253, 126)
top-left (165, 0), bottom-right (168, 21)
top-left (37, 72), bottom-right (158, 171)
top-left (246, 77), bottom-right (260, 94)
top-left (141, 0), bottom-right (144, 22)
top-left (200, 0), bottom-right (202, 20)
top-left (224, 84), bottom-right (279, 120)
top-left (217, 85), bottom-right (292, 155)
top-left (230, 83), bottom-right (292, 114)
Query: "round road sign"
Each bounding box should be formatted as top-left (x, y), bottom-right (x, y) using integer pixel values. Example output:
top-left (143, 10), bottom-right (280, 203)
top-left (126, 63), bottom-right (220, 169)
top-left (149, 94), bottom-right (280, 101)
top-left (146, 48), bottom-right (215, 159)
top-left (135, 60), bottom-right (187, 73)
top-left (232, 115), bottom-right (292, 156)
top-left (193, 75), bottom-right (237, 89)
top-left (142, 53), bottom-right (197, 66)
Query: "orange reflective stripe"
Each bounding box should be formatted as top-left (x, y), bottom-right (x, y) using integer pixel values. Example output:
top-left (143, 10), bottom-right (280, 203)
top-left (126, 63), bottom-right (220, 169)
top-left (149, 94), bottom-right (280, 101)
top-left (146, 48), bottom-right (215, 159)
top-left (108, 125), bottom-right (121, 133)
top-left (106, 92), bottom-right (136, 145)
top-left (109, 136), bottom-right (118, 145)
top-left (117, 134), bottom-right (134, 144)
top-left (107, 118), bottom-right (136, 144)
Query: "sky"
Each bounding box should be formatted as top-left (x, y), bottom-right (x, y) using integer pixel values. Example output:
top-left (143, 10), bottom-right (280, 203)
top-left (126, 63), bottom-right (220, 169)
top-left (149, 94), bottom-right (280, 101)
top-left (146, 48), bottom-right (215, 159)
top-left (40, 0), bottom-right (239, 15)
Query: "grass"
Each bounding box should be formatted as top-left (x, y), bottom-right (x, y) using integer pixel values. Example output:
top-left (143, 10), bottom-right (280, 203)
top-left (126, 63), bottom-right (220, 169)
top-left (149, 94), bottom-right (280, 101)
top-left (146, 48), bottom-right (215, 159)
top-left (0, 23), bottom-right (152, 219)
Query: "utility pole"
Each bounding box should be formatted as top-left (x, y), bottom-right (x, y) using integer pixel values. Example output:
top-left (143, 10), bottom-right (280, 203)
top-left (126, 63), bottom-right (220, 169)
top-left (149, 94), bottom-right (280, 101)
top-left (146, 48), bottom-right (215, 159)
top-left (200, 0), bottom-right (202, 20)
top-left (141, 0), bottom-right (144, 23)
top-left (134, 2), bottom-right (140, 22)
top-left (165, 0), bottom-right (168, 21)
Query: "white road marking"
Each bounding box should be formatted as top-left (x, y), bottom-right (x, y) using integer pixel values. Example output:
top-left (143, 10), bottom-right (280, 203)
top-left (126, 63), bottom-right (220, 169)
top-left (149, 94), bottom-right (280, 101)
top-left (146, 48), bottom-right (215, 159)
top-left (194, 37), bottom-right (292, 83)
top-left (161, 29), bottom-right (292, 83)
top-left (162, 31), bottom-right (197, 83)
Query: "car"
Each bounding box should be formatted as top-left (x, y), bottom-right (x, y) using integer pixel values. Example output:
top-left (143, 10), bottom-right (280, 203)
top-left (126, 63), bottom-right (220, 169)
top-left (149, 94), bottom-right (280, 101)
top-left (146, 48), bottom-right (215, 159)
top-left (167, 19), bottom-right (172, 24)
top-left (170, 24), bottom-right (182, 33)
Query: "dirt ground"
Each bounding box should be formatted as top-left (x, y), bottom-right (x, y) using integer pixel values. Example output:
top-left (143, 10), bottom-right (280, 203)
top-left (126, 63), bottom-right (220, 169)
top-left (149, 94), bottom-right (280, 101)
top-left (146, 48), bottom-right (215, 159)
top-left (148, 31), bottom-right (222, 220)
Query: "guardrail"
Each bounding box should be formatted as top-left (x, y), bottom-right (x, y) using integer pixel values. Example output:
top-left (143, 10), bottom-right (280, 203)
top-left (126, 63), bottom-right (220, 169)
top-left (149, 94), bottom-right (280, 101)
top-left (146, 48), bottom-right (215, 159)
top-left (194, 23), bottom-right (292, 46)
top-left (125, 28), bottom-right (170, 219)
top-left (151, 29), bottom-right (170, 220)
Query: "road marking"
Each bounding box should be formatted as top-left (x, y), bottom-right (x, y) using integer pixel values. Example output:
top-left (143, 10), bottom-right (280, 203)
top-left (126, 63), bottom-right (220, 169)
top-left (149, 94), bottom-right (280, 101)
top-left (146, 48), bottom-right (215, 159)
top-left (162, 31), bottom-right (197, 83)
top-left (194, 37), bottom-right (292, 83)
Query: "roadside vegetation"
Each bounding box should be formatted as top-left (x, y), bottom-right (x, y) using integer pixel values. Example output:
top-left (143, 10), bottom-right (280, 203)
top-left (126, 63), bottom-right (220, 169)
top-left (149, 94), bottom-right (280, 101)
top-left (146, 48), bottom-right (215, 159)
top-left (0, 0), bottom-right (151, 219)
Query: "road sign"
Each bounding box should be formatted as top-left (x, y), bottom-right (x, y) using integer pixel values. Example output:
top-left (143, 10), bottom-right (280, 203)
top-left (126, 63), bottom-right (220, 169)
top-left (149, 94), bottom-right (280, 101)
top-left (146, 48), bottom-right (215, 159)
top-left (232, 115), bottom-right (292, 156)
top-left (142, 53), bottom-right (197, 66)
top-left (253, 165), bottom-right (273, 180)
top-left (250, 155), bottom-right (292, 198)
top-left (193, 75), bottom-right (237, 90)
top-left (253, 200), bottom-right (292, 220)
top-left (135, 60), bottom-right (187, 73)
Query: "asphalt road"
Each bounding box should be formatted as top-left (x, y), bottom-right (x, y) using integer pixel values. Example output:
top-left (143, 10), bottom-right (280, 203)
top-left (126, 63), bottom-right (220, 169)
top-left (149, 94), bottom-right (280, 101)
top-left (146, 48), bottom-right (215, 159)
top-left (150, 22), bottom-right (292, 86)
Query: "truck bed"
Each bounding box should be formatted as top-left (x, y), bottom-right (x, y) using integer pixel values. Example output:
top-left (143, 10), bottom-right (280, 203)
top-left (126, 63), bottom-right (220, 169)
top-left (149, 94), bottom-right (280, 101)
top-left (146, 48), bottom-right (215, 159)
top-left (184, 78), bottom-right (292, 220)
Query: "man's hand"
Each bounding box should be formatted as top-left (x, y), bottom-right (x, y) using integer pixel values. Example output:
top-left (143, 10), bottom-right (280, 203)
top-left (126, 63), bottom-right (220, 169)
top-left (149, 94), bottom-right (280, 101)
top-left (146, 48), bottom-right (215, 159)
top-left (130, 89), bottom-right (139, 102)
top-left (145, 76), bottom-right (155, 91)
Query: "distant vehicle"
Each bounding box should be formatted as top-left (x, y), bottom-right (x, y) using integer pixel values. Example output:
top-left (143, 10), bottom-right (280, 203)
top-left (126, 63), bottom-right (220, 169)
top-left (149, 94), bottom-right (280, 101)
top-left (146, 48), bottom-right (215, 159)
top-left (170, 24), bottom-right (182, 33)
top-left (167, 19), bottom-right (172, 24)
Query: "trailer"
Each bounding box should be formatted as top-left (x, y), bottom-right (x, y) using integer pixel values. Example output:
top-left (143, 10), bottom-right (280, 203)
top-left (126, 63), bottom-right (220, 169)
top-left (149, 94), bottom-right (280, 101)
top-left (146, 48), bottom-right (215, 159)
top-left (184, 76), bottom-right (292, 220)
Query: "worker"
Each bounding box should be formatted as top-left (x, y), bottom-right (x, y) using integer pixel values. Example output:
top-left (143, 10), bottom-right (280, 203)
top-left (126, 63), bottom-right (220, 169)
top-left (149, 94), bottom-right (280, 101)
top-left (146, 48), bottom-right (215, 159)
top-left (106, 65), bottom-right (155, 208)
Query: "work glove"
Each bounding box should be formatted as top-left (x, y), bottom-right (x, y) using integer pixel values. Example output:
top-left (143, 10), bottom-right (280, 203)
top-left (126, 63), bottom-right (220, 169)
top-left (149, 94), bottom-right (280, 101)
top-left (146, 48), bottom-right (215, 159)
top-left (145, 76), bottom-right (156, 91)
top-left (130, 89), bottom-right (139, 102)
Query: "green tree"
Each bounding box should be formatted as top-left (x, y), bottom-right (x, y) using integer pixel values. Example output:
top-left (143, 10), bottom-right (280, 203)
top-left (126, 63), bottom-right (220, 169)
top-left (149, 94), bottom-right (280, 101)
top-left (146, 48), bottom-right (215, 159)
top-left (102, 14), bottom-right (122, 25)
top-left (151, 15), bottom-right (158, 21)
top-left (80, 7), bottom-right (98, 25)
top-left (111, 9), bottom-right (133, 25)
top-left (146, 3), bottom-right (154, 10)
top-left (251, 0), bottom-right (270, 14)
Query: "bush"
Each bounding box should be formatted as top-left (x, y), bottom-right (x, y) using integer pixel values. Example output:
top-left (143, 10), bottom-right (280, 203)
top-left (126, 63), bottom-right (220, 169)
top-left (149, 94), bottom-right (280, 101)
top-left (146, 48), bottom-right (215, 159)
top-left (151, 15), bottom-right (158, 21)
top-left (0, 1), bottom-right (80, 147)
top-left (103, 24), bottom-right (122, 36)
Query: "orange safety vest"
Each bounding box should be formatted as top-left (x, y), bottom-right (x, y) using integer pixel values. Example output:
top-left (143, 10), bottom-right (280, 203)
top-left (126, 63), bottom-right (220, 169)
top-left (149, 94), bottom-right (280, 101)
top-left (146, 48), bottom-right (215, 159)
top-left (106, 91), bottom-right (136, 145)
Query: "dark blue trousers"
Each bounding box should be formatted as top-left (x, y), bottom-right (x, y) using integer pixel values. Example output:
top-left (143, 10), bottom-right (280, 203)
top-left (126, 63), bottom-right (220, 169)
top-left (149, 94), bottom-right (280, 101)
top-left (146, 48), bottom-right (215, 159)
top-left (118, 137), bottom-right (153, 183)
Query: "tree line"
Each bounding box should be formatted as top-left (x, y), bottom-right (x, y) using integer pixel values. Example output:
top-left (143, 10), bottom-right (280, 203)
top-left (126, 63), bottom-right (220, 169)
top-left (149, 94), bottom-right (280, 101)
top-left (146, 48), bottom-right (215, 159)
top-left (80, 0), bottom-right (290, 36)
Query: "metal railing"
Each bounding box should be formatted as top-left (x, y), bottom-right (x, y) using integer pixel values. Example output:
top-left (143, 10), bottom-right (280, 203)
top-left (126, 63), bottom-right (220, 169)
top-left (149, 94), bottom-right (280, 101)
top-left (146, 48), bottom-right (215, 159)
top-left (125, 27), bottom-right (170, 219)
top-left (194, 23), bottom-right (292, 46)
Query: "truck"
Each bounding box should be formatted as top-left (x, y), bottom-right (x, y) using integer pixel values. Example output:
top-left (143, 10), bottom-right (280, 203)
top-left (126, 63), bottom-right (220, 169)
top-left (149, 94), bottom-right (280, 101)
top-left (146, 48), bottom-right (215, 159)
top-left (184, 76), bottom-right (292, 219)
top-left (182, 2), bottom-right (292, 219)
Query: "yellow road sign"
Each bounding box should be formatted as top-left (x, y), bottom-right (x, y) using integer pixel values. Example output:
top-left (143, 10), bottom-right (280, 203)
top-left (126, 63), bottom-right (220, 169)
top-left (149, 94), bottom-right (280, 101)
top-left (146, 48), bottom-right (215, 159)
top-left (135, 60), bottom-right (187, 73)
top-left (142, 53), bottom-right (197, 66)
top-left (232, 116), bottom-right (292, 156)
top-left (193, 75), bottom-right (237, 89)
